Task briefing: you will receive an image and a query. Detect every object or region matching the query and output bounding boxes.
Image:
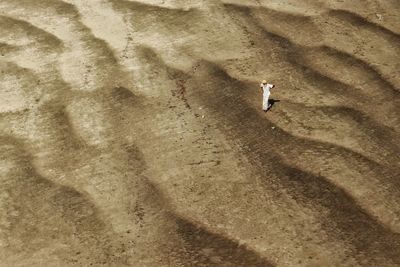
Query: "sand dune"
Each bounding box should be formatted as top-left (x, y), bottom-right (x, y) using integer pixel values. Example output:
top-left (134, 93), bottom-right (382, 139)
top-left (1, 0), bottom-right (399, 266)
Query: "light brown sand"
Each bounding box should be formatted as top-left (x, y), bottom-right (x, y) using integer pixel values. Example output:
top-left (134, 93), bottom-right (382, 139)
top-left (1, 0), bottom-right (400, 266)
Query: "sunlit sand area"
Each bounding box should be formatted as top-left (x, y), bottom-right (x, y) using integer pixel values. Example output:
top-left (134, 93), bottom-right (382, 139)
top-left (1, 0), bottom-right (399, 266)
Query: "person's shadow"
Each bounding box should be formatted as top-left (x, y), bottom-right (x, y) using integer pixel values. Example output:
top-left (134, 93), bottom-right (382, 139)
top-left (268, 99), bottom-right (280, 111)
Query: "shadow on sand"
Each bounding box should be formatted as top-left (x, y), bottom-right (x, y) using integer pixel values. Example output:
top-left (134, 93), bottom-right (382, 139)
top-left (266, 99), bottom-right (280, 112)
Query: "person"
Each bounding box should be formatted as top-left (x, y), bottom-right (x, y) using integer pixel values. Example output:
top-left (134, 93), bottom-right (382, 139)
top-left (260, 80), bottom-right (275, 112)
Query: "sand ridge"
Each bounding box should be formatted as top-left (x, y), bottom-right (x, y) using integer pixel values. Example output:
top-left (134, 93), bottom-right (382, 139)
top-left (1, 0), bottom-right (400, 266)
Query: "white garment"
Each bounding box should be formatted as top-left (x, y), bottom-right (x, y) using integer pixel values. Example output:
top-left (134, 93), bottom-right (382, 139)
top-left (260, 83), bottom-right (273, 110)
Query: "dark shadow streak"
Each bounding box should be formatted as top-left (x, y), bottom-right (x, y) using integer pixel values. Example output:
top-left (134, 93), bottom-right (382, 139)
top-left (267, 99), bottom-right (280, 111)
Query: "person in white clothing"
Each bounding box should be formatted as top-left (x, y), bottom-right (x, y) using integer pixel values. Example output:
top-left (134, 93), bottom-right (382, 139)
top-left (260, 80), bottom-right (275, 112)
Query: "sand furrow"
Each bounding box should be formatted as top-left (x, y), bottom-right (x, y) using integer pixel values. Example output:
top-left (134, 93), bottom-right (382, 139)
top-left (181, 61), bottom-right (400, 233)
top-left (225, 3), bottom-right (400, 88)
top-left (0, 137), bottom-right (125, 266)
top-left (1, 0), bottom-right (399, 266)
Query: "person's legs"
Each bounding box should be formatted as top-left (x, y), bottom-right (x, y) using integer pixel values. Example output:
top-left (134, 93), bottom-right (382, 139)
top-left (263, 94), bottom-right (270, 111)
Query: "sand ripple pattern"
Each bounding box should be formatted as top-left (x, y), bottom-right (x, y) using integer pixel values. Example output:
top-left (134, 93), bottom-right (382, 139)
top-left (1, 0), bottom-right (399, 266)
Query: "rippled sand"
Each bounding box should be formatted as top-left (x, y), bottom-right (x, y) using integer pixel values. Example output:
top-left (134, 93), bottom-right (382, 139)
top-left (1, 0), bottom-right (400, 266)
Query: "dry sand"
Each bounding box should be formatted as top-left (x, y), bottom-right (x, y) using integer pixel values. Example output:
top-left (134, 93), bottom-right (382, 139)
top-left (1, 0), bottom-right (400, 266)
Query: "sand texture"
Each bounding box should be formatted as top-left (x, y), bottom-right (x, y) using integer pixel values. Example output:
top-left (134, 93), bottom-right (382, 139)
top-left (1, 0), bottom-right (400, 266)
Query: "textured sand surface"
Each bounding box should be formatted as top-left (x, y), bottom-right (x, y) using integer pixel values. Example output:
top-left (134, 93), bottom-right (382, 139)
top-left (1, 0), bottom-right (400, 266)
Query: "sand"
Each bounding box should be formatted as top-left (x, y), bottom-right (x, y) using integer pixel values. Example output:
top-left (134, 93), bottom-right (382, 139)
top-left (1, 0), bottom-right (400, 266)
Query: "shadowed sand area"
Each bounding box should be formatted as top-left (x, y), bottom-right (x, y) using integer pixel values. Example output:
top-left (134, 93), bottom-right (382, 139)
top-left (1, 0), bottom-right (400, 266)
